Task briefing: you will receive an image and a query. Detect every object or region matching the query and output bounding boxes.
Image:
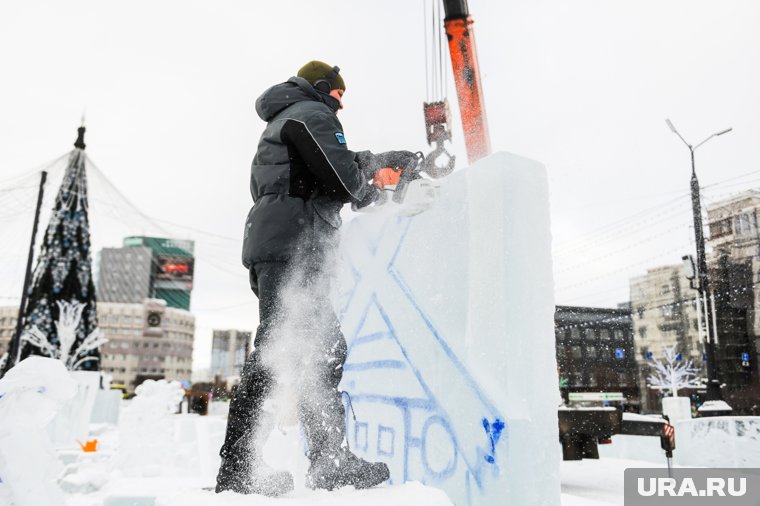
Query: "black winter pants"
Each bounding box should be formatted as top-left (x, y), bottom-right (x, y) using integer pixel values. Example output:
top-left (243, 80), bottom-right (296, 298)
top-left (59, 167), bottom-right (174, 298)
top-left (217, 259), bottom-right (348, 479)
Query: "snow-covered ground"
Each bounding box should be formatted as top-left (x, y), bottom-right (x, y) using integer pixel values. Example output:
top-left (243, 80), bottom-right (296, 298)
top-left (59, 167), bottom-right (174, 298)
top-left (67, 477), bottom-right (453, 506)
top-left (560, 458), bottom-right (670, 506)
top-left (58, 430), bottom-right (647, 506)
top-left (0, 411), bottom-right (699, 506)
top-left (57, 416), bottom-right (651, 506)
top-left (54, 419), bottom-right (454, 506)
top-left (58, 419), bottom-right (641, 506)
top-left (2, 364), bottom-right (756, 505)
top-left (26, 415), bottom-right (647, 506)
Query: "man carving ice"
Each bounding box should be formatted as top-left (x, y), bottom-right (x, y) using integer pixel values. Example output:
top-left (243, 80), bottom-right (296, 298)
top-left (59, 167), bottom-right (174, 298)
top-left (216, 60), bottom-right (417, 496)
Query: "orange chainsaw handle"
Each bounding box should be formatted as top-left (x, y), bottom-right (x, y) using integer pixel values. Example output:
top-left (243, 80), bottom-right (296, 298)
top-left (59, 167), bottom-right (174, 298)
top-left (373, 167), bottom-right (403, 189)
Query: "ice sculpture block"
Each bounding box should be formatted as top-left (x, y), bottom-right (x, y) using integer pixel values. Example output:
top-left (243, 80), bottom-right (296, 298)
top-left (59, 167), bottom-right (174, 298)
top-left (0, 356), bottom-right (77, 506)
top-left (337, 152), bottom-right (560, 505)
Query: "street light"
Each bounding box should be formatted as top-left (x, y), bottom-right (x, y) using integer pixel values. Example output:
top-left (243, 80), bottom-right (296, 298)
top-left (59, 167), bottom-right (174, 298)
top-left (666, 119), bottom-right (732, 407)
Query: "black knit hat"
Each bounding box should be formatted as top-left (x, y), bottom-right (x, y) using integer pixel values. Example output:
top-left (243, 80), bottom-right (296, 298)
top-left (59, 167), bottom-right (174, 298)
top-left (297, 61), bottom-right (346, 92)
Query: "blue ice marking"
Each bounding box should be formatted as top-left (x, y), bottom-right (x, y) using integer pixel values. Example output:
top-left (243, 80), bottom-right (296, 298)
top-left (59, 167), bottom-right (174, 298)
top-left (343, 359), bottom-right (406, 372)
top-left (355, 422), bottom-right (369, 451)
top-left (341, 217), bottom-right (506, 492)
top-left (378, 425), bottom-right (395, 457)
top-left (482, 418), bottom-right (505, 464)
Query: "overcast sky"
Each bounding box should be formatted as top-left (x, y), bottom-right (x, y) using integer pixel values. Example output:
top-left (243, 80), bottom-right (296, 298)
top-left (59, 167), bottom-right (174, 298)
top-left (1, 0), bottom-right (759, 370)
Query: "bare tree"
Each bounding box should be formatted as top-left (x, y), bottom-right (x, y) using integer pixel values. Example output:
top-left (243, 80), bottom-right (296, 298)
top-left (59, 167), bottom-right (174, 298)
top-left (647, 346), bottom-right (702, 397)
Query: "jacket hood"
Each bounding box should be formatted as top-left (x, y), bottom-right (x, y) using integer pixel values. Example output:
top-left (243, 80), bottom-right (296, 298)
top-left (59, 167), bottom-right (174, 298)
top-left (255, 77), bottom-right (339, 121)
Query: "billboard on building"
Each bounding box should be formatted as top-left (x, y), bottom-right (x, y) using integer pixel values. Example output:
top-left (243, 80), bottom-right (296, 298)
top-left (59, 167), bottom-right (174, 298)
top-left (123, 236), bottom-right (195, 310)
top-left (156, 255), bottom-right (194, 283)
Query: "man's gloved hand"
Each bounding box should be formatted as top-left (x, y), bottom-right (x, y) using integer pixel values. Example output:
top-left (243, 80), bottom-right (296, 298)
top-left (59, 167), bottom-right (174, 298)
top-left (373, 167), bottom-right (403, 189)
top-left (355, 150), bottom-right (376, 181)
top-left (355, 150), bottom-right (417, 181)
top-left (376, 150), bottom-right (417, 171)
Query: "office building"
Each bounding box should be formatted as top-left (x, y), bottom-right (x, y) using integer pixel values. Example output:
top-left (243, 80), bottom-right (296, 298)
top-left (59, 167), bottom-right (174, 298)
top-left (210, 329), bottom-right (252, 384)
top-left (555, 305), bottom-right (639, 408)
top-left (98, 236), bottom-right (195, 310)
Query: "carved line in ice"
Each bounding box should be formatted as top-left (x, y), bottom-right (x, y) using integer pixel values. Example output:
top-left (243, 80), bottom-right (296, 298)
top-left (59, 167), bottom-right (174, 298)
top-left (387, 224), bottom-right (500, 416)
top-left (341, 215), bottom-right (507, 497)
top-left (343, 360), bottom-right (406, 372)
top-left (421, 415), bottom-right (458, 480)
top-left (377, 425), bottom-right (395, 457)
top-left (371, 296), bottom-right (499, 488)
top-left (354, 421), bottom-right (369, 451)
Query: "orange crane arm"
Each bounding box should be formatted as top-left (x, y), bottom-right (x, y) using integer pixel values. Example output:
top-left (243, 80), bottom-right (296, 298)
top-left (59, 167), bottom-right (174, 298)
top-left (442, 0), bottom-right (491, 164)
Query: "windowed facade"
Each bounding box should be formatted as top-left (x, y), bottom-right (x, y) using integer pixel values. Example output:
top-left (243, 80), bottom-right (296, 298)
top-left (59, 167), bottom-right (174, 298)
top-left (210, 329), bottom-right (252, 382)
top-left (555, 305), bottom-right (638, 407)
top-left (98, 300), bottom-right (195, 393)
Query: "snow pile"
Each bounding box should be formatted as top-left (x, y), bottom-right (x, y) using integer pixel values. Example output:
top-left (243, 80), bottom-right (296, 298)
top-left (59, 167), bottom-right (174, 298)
top-left (697, 399), bottom-right (732, 414)
top-left (59, 457), bottom-right (110, 494)
top-left (133, 379), bottom-right (186, 414)
top-left (0, 356), bottom-right (77, 506)
top-left (115, 379), bottom-right (185, 475)
top-left (598, 416), bottom-right (760, 467)
top-left (337, 152), bottom-right (560, 505)
top-left (598, 434), bottom-right (668, 464)
top-left (674, 416), bottom-right (760, 467)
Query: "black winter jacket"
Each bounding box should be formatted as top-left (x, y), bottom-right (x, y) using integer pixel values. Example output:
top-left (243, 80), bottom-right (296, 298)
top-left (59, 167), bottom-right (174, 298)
top-left (242, 77), bottom-right (374, 267)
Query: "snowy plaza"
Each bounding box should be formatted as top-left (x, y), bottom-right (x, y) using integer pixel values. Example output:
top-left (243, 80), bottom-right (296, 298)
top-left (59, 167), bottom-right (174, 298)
top-left (3, 0), bottom-right (760, 505)
top-left (2, 150), bottom-right (760, 505)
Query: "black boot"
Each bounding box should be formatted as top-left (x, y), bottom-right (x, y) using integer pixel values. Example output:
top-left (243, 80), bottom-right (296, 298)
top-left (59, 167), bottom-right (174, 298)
top-left (306, 448), bottom-right (390, 491)
top-left (216, 411), bottom-right (294, 496)
top-left (215, 456), bottom-right (294, 496)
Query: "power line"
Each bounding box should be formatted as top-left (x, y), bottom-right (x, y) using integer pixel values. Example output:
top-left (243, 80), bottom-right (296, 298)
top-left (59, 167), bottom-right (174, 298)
top-left (556, 279), bottom-right (760, 330)
top-left (555, 244), bottom-right (692, 294)
top-left (554, 169), bottom-right (760, 256)
top-left (554, 193), bottom-right (691, 252)
top-left (0, 152), bottom-right (68, 187)
top-left (703, 168), bottom-right (760, 190)
top-left (147, 217), bottom-right (238, 242)
top-left (555, 223), bottom-right (693, 274)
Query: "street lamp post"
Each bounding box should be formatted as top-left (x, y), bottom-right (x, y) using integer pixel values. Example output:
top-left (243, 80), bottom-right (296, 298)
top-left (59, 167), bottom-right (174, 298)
top-left (666, 119), bottom-right (732, 404)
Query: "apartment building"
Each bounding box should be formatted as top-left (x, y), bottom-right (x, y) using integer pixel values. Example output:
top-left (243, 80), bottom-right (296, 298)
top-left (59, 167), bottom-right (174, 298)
top-left (706, 190), bottom-right (760, 413)
top-left (98, 299), bottom-right (195, 391)
top-left (629, 264), bottom-right (703, 411)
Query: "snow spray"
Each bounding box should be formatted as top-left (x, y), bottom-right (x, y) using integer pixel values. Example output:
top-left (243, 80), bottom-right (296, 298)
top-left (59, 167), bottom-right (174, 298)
top-left (255, 243), bottom-right (344, 491)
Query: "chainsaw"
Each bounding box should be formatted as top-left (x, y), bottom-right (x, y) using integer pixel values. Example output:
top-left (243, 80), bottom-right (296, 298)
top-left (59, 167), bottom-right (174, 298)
top-left (353, 151), bottom-right (453, 215)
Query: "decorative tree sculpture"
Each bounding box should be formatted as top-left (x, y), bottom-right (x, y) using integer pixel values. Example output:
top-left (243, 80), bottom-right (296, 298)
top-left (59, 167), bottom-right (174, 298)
top-left (22, 300), bottom-right (106, 370)
top-left (4, 127), bottom-right (103, 373)
top-left (647, 345), bottom-right (702, 397)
